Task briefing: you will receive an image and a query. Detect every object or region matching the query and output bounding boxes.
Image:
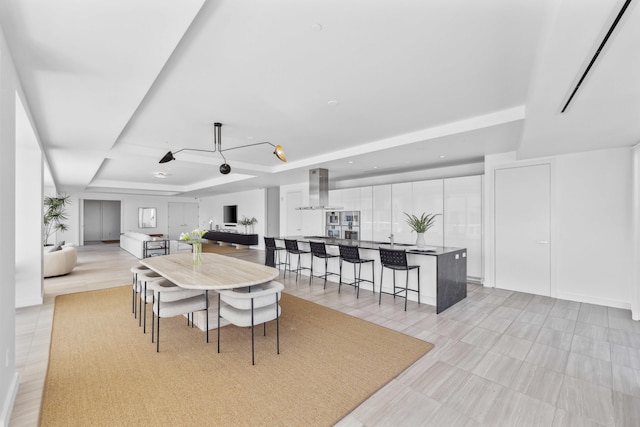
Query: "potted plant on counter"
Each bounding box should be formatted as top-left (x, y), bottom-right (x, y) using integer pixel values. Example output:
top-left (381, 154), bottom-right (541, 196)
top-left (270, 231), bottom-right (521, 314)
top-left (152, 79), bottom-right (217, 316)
top-left (404, 212), bottom-right (439, 249)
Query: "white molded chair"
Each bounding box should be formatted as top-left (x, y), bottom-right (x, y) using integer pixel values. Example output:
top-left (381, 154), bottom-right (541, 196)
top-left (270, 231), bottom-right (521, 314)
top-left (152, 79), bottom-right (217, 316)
top-left (136, 270), bottom-right (165, 332)
top-left (130, 264), bottom-right (149, 318)
top-left (148, 279), bottom-right (209, 352)
top-left (217, 281), bottom-right (284, 365)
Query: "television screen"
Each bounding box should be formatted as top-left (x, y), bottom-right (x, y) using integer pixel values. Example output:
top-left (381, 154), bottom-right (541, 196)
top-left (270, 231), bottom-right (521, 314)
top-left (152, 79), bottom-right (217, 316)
top-left (223, 205), bottom-right (237, 224)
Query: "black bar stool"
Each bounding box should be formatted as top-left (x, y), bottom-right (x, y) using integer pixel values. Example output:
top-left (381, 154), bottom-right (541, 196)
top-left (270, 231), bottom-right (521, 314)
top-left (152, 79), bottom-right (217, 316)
top-left (309, 241), bottom-right (340, 288)
top-left (264, 237), bottom-right (286, 270)
top-left (378, 247), bottom-right (420, 311)
top-left (283, 239), bottom-right (311, 281)
top-left (338, 245), bottom-right (375, 298)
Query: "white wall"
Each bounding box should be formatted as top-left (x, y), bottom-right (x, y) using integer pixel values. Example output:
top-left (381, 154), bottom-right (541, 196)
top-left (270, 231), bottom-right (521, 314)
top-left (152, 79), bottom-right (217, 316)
top-left (0, 27), bottom-right (20, 426)
top-left (15, 95), bottom-right (44, 308)
top-left (67, 192), bottom-right (201, 243)
top-left (485, 148), bottom-right (634, 310)
top-left (199, 189), bottom-right (267, 248)
top-left (554, 148), bottom-right (632, 308)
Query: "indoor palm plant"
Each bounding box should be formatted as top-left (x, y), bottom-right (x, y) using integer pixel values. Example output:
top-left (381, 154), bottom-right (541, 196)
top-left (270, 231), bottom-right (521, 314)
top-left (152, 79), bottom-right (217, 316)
top-left (43, 194), bottom-right (71, 246)
top-left (404, 212), bottom-right (440, 248)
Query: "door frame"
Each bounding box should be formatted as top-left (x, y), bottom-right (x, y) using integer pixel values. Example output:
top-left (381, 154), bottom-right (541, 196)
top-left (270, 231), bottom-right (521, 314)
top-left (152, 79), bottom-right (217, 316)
top-left (484, 156), bottom-right (556, 297)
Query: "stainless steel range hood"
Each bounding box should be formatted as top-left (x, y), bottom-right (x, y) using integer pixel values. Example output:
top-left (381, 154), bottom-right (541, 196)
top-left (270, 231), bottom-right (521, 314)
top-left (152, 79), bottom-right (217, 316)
top-left (296, 168), bottom-right (343, 210)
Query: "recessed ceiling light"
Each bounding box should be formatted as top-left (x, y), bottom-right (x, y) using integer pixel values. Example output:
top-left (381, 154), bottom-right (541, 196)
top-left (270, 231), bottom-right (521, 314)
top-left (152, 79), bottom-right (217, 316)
top-left (373, 166), bottom-right (378, 169)
top-left (311, 23), bottom-right (323, 31)
top-left (439, 155), bottom-right (446, 159)
top-left (327, 100), bottom-right (339, 107)
top-left (348, 160), bottom-right (354, 164)
top-left (247, 136), bottom-right (255, 140)
top-left (153, 172), bottom-right (171, 179)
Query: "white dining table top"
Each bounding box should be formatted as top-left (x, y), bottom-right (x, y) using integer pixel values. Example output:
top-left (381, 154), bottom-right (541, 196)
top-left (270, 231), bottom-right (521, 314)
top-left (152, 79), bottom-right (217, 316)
top-left (140, 253), bottom-right (279, 290)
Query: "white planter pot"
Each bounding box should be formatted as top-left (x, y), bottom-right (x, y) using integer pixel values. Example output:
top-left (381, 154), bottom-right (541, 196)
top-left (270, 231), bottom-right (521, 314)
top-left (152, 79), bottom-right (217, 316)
top-left (416, 232), bottom-right (426, 248)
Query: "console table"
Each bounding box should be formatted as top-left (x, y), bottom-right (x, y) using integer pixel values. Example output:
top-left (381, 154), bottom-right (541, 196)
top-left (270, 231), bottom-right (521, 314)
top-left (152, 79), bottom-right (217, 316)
top-left (143, 239), bottom-right (169, 258)
top-left (203, 231), bottom-right (259, 248)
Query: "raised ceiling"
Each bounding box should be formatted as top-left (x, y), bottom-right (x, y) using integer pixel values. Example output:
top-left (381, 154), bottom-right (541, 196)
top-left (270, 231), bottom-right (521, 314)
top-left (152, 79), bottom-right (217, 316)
top-left (1, 0), bottom-right (637, 197)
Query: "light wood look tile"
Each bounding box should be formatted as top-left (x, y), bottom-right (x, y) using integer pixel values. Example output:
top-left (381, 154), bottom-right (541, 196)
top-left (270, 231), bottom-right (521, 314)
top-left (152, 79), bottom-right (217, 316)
top-left (525, 342), bottom-right (570, 373)
top-left (557, 376), bottom-right (615, 426)
top-left (571, 334), bottom-right (612, 362)
top-left (536, 327), bottom-right (574, 351)
top-left (10, 243), bottom-right (640, 427)
top-left (511, 361), bottom-right (564, 405)
top-left (566, 352), bottom-right (613, 388)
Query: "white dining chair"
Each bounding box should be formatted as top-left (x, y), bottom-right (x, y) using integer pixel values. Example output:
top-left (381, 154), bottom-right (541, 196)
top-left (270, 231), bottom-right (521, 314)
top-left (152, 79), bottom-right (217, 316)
top-left (217, 280), bottom-right (284, 365)
top-left (148, 279), bottom-right (209, 352)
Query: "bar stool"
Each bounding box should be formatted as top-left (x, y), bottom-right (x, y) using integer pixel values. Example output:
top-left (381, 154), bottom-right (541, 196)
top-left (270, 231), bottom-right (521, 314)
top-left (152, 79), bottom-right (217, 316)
top-left (378, 247), bottom-right (420, 311)
top-left (130, 264), bottom-right (149, 318)
top-left (338, 245), bottom-right (375, 298)
top-left (264, 237), bottom-right (286, 270)
top-left (137, 269), bottom-right (165, 332)
top-left (309, 241), bottom-right (339, 288)
top-left (283, 239), bottom-right (311, 281)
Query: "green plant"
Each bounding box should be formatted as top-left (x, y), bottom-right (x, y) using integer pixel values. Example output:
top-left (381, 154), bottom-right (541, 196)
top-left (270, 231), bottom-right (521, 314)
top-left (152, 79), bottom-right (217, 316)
top-left (238, 216), bottom-right (258, 226)
top-left (404, 212), bottom-right (439, 233)
top-left (43, 194), bottom-right (71, 245)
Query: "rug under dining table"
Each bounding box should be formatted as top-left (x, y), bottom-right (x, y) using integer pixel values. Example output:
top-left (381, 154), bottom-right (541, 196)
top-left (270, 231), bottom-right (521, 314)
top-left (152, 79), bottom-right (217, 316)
top-left (40, 286), bottom-right (433, 426)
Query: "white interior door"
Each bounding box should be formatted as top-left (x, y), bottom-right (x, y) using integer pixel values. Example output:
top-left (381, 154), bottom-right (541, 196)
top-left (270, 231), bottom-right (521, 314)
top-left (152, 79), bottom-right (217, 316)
top-left (286, 191), bottom-right (303, 236)
top-left (83, 200), bottom-right (102, 241)
top-left (495, 164), bottom-right (550, 295)
top-left (101, 201), bottom-right (120, 240)
top-left (168, 202), bottom-right (198, 240)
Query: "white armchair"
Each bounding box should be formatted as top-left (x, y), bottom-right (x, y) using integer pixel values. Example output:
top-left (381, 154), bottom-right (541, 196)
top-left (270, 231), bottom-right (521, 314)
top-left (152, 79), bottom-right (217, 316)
top-left (43, 245), bottom-right (77, 278)
top-left (217, 280), bottom-right (284, 365)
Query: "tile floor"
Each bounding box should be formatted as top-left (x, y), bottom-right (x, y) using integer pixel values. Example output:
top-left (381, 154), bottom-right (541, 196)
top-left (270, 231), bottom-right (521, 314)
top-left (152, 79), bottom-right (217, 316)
top-left (10, 243), bottom-right (640, 426)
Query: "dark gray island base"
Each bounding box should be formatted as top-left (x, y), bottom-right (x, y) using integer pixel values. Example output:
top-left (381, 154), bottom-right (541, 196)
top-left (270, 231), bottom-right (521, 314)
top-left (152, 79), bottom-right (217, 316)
top-left (269, 236), bottom-right (467, 314)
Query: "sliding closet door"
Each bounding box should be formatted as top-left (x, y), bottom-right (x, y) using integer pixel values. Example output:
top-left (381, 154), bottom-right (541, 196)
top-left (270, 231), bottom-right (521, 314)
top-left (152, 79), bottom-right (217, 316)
top-left (495, 164), bottom-right (550, 295)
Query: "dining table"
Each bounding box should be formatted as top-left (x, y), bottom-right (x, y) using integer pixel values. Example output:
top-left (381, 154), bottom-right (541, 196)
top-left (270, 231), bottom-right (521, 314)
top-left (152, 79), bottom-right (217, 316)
top-left (140, 252), bottom-right (280, 290)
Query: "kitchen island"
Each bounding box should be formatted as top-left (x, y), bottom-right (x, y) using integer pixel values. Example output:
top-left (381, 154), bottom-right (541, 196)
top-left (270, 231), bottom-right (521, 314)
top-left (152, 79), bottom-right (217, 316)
top-left (269, 236), bottom-right (467, 313)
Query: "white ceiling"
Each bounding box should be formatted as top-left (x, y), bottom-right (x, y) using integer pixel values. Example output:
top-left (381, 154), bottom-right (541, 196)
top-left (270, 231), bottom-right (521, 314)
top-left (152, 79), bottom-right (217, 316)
top-left (1, 0), bottom-right (637, 197)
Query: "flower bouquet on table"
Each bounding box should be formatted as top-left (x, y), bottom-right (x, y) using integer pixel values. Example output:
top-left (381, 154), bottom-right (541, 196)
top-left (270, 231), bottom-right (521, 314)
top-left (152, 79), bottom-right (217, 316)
top-left (180, 229), bottom-right (206, 265)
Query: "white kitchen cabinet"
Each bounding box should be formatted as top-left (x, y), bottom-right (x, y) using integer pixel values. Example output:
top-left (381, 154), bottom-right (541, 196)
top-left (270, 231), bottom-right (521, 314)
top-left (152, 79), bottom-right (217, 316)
top-left (413, 180), bottom-right (444, 247)
top-left (444, 175), bottom-right (482, 280)
top-left (360, 187), bottom-right (373, 241)
top-left (372, 184), bottom-right (392, 243)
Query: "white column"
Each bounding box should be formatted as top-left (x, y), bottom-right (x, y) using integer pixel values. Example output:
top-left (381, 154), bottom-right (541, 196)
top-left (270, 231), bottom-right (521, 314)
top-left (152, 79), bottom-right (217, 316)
top-left (0, 33), bottom-right (19, 426)
top-left (15, 94), bottom-right (44, 307)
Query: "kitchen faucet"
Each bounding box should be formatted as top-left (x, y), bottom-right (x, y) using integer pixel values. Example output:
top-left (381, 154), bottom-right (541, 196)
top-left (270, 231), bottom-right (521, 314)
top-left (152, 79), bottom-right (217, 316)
top-left (389, 234), bottom-right (394, 246)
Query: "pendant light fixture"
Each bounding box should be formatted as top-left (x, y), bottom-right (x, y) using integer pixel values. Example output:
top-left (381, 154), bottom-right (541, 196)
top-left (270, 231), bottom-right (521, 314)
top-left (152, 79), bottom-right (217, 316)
top-left (159, 123), bottom-right (287, 174)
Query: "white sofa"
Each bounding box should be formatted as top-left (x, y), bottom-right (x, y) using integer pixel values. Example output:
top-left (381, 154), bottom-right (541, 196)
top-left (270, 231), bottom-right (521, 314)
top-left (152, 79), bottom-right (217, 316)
top-left (119, 231), bottom-right (153, 259)
top-left (119, 231), bottom-right (192, 259)
top-left (44, 245), bottom-right (78, 278)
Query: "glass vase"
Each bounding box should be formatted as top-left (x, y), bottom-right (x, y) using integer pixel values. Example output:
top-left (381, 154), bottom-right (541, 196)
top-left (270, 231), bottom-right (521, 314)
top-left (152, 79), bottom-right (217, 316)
top-left (192, 241), bottom-right (202, 265)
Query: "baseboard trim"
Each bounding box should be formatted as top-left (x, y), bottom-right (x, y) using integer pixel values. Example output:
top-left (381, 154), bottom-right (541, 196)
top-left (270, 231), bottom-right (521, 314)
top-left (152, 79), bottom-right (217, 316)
top-left (556, 291), bottom-right (631, 312)
top-left (1, 372), bottom-right (20, 427)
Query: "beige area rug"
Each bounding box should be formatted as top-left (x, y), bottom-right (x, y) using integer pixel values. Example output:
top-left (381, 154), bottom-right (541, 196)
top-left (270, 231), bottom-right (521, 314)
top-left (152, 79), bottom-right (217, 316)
top-left (41, 286), bottom-right (433, 426)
